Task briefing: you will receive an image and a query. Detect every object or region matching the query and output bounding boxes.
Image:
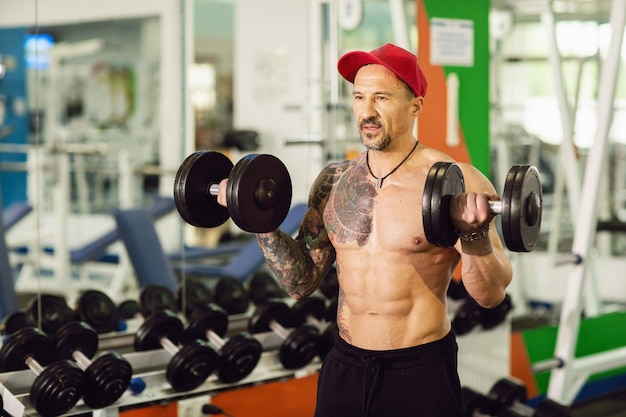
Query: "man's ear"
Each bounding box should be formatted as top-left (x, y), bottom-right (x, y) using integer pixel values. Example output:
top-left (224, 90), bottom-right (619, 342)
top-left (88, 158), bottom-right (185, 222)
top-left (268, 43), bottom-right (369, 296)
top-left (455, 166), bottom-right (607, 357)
top-left (411, 96), bottom-right (424, 116)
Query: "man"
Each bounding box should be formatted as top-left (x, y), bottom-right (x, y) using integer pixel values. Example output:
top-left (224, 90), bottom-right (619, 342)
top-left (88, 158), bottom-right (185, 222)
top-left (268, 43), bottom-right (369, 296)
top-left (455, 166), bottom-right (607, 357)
top-left (219, 43), bottom-right (512, 417)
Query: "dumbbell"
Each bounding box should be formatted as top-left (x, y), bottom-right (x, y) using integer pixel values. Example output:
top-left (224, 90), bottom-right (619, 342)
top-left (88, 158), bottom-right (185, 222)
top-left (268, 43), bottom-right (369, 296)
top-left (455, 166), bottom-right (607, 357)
top-left (25, 294), bottom-right (75, 335)
top-left (183, 304), bottom-right (262, 383)
top-left (177, 277), bottom-right (214, 316)
top-left (0, 327), bottom-right (83, 416)
top-left (1, 310), bottom-right (30, 336)
top-left (486, 378), bottom-right (571, 417)
top-left (174, 151), bottom-right (292, 233)
top-left (134, 309), bottom-right (218, 392)
top-left (248, 271), bottom-right (288, 305)
top-left (452, 294), bottom-right (513, 336)
top-left (53, 321), bottom-right (132, 409)
top-left (422, 162), bottom-right (542, 252)
top-left (151, 277), bottom-right (250, 316)
top-left (73, 289), bottom-right (120, 334)
top-left (249, 300), bottom-right (321, 369)
top-left (24, 291), bottom-right (120, 336)
top-left (291, 297), bottom-right (336, 360)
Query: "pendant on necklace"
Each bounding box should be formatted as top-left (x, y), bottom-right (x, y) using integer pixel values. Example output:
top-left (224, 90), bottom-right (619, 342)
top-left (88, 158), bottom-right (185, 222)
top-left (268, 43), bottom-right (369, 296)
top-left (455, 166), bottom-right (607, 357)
top-left (376, 177), bottom-right (383, 189)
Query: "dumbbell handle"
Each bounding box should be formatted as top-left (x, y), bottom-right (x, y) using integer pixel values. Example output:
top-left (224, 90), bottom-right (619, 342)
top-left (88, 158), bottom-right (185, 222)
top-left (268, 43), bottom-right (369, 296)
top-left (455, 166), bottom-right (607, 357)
top-left (24, 356), bottom-right (45, 375)
top-left (205, 330), bottom-right (225, 349)
top-left (160, 336), bottom-right (181, 356)
top-left (489, 200), bottom-right (502, 215)
top-left (305, 314), bottom-right (324, 330)
top-left (208, 184), bottom-right (220, 196)
top-left (269, 320), bottom-right (290, 340)
top-left (71, 350), bottom-right (93, 370)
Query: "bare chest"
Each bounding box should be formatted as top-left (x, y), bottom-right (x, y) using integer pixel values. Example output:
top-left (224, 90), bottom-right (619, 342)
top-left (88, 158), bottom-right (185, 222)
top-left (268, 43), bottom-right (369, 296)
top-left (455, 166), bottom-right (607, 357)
top-left (322, 165), bottom-right (428, 252)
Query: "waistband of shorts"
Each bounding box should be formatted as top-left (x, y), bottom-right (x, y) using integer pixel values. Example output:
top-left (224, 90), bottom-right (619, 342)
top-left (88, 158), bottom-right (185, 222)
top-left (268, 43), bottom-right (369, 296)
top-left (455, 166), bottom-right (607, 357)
top-left (331, 330), bottom-right (457, 367)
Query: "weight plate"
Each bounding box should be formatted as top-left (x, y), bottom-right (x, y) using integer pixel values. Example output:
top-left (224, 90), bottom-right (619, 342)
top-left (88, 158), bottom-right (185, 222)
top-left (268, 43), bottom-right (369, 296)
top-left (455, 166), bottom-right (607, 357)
top-left (248, 271), bottom-right (286, 305)
top-left (134, 310), bottom-right (184, 351)
top-left (26, 294), bottom-right (74, 335)
top-left (218, 333), bottom-right (262, 383)
top-left (184, 305), bottom-right (229, 342)
top-left (319, 323), bottom-right (337, 360)
top-left (0, 327), bottom-right (55, 372)
top-left (279, 324), bottom-right (320, 369)
top-left (501, 165), bottom-right (542, 252)
top-left (177, 278), bottom-right (213, 317)
top-left (248, 300), bottom-right (292, 334)
top-left (117, 299), bottom-right (141, 320)
top-left (291, 297), bottom-right (327, 326)
top-left (214, 276), bottom-right (250, 315)
top-left (451, 297), bottom-right (482, 336)
top-left (82, 352), bottom-right (132, 409)
top-left (30, 360), bottom-right (84, 417)
top-left (54, 321), bottom-right (99, 361)
top-left (75, 290), bottom-right (118, 334)
top-left (174, 151), bottom-right (232, 228)
top-left (488, 378), bottom-right (527, 411)
top-left (167, 341), bottom-right (218, 392)
top-left (140, 284), bottom-right (177, 316)
top-left (0, 311), bottom-right (31, 335)
top-left (226, 154), bottom-right (292, 233)
top-left (422, 162), bottom-right (465, 248)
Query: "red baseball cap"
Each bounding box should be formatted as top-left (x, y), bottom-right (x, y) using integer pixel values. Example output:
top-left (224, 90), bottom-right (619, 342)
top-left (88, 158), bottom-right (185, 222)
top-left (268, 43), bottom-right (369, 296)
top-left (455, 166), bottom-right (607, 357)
top-left (337, 43), bottom-right (427, 97)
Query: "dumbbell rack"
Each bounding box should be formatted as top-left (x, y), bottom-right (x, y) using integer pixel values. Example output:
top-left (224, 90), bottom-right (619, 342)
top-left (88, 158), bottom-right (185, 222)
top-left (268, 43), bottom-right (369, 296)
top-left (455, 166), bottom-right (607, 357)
top-left (0, 315), bottom-right (323, 416)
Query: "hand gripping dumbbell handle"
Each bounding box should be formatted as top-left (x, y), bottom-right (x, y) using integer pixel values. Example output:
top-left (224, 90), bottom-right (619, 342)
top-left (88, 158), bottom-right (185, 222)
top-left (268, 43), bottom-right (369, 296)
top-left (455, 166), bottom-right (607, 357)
top-left (208, 183), bottom-right (275, 200)
top-left (488, 200), bottom-right (502, 214)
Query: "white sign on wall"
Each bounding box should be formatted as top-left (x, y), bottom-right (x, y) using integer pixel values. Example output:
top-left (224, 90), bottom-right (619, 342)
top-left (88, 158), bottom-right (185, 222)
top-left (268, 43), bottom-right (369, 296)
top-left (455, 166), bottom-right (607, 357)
top-left (430, 18), bottom-right (474, 67)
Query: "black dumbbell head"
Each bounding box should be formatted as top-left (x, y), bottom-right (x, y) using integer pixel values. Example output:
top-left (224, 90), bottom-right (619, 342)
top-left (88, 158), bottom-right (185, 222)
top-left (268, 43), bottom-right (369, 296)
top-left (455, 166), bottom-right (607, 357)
top-left (177, 278), bottom-right (213, 316)
top-left (30, 360), bottom-right (84, 416)
top-left (214, 276), bottom-right (250, 315)
top-left (218, 334), bottom-right (262, 383)
top-left (74, 289), bottom-right (119, 334)
top-left (135, 310), bottom-right (184, 351)
top-left (140, 284), bottom-right (177, 316)
top-left (26, 294), bottom-right (74, 335)
top-left (82, 352), bottom-right (132, 409)
top-left (248, 300), bottom-right (292, 334)
top-left (291, 297), bottom-right (327, 326)
top-left (166, 341), bottom-right (218, 392)
top-left (279, 324), bottom-right (320, 369)
top-left (54, 321), bottom-right (99, 361)
top-left (0, 327), bottom-right (55, 372)
top-left (184, 304), bottom-right (229, 343)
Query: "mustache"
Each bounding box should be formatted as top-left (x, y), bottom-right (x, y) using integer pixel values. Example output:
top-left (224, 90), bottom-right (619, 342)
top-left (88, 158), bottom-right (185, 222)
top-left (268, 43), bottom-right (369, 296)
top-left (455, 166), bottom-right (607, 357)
top-left (359, 118), bottom-right (382, 129)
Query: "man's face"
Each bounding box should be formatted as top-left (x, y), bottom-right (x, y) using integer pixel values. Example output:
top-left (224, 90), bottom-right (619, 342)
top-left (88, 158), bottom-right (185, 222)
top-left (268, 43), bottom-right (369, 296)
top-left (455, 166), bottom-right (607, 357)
top-left (352, 64), bottom-right (421, 151)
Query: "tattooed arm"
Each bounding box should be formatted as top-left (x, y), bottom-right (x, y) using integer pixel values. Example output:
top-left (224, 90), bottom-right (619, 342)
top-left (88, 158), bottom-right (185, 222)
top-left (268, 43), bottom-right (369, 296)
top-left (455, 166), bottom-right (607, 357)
top-left (255, 162), bottom-right (346, 299)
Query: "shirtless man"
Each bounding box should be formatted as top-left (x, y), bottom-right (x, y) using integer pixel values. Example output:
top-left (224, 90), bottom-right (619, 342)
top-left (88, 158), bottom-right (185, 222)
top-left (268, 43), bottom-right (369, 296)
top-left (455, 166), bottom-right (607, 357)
top-left (219, 43), bottom-right (512, 417)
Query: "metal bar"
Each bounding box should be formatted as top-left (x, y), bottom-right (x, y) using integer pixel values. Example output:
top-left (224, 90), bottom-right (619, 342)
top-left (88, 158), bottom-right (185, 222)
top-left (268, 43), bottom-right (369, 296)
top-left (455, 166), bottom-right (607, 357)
top-left (547, 0), bottom-right (626, 404)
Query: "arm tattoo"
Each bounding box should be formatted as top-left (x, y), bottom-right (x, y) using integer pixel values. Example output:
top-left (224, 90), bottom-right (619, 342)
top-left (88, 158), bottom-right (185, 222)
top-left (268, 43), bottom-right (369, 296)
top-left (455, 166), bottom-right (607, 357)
top-left (255, 162), bottom-right (346, 297)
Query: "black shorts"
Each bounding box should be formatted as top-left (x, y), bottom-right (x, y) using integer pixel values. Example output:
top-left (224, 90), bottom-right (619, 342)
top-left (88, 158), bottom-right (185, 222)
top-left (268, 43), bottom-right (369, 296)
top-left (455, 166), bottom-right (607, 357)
top-left (314, 330), bottom-right (464, 417)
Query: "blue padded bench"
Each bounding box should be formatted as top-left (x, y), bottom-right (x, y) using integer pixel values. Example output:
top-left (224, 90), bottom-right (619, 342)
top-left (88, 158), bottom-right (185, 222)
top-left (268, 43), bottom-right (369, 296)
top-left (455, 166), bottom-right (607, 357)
top-left (70, 196), bottom-right (175, 265)
top-left (114, 202), bottom-right (307, 290)
top-left (3, 202), bottom-right (33, 231)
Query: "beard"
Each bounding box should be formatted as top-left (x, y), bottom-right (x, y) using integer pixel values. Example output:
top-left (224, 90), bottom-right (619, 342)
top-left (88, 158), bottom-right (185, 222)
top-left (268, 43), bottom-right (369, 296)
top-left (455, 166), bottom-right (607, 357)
top-left (359, 117), bottom-right (391, 151)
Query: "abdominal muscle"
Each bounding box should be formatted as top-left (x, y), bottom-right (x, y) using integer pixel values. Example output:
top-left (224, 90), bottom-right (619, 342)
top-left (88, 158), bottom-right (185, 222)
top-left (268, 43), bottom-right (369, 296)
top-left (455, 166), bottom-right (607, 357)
top-left (334, 245), bottom-right (455, 351)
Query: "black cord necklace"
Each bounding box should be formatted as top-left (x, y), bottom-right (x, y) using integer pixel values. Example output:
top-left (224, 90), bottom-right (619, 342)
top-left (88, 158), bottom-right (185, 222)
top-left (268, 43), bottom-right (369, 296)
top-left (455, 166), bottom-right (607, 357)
top-left (366, 140), bottom-right (419, 189)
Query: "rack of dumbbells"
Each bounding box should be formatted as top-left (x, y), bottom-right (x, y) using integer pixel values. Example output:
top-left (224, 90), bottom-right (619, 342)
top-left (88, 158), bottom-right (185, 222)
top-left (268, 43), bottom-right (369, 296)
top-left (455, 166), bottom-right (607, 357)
top-left (0, 269), bottom-right (339, 417)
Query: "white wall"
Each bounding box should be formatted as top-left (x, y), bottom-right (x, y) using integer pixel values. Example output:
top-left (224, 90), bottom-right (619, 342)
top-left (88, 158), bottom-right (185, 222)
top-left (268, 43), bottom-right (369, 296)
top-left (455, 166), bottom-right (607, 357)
top-left (233, 0), bottom-right (325, 205)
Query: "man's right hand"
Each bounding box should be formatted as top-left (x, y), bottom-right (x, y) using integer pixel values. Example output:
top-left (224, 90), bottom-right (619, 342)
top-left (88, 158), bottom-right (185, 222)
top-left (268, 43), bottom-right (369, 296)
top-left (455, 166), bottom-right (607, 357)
top-left (216, 179), bottom-right (228, 207)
